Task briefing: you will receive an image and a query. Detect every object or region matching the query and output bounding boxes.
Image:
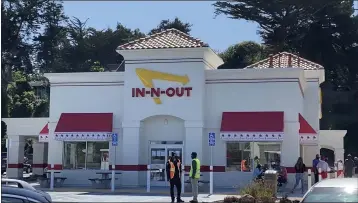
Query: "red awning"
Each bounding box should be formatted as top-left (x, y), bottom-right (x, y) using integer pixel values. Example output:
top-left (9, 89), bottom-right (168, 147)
top-left (54, 113), bottom-right (113, 141)
top-left (220, 112), bottom-right (284, 141)
top-left (299, 114), bottom-right (318, 143)
top-left (39, 123), bottom-right (49, 142)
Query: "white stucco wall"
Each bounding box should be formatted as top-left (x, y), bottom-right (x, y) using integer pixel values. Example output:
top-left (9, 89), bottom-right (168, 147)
top-left (2, 47), bottom-right (330, 188)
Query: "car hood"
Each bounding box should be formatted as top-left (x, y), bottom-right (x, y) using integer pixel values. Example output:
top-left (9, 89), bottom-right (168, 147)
top-left (35, 190), bottom-right (52, 202)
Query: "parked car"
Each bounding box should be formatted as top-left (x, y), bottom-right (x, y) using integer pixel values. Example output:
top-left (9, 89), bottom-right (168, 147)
top-left (1, 178), bottom-right (52, 202)
top-left (301, 178), bottom-right (358, 202)
top-left (2, 186), bottom-right (52, 203)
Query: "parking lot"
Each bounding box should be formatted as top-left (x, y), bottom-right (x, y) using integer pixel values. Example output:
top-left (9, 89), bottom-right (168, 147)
top-left (2, 171), bottom-right (32, 179)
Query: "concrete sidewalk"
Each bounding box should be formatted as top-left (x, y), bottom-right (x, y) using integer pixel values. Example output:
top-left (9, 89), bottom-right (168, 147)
top-left (36, 185), bottom-right (303, 202)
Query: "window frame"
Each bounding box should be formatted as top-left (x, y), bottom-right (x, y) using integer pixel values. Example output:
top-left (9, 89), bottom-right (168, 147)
top-left (62, 141), bottom-right (109, 170)
top-left (225, 141), bottom-right (282, 172)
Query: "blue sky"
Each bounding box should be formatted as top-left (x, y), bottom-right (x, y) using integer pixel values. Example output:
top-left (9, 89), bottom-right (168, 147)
top-left (63, 1), bottom-right (261, 52)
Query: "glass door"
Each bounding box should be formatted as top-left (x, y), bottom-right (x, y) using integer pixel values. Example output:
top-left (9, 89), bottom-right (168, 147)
top-left (149, 144), bottom-right (183, 187)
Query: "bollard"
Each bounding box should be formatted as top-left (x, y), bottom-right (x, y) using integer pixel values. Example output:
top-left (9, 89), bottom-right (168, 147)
top-left (307, 169), bottom-right (312, 189)
top-left (181, 165), bottom-right (184, 194)
top-left (146, 165), bottom-right (150, 192)
top-left (50, 164), bottom-right (54, 190)
top-left (209, 165), bottom-right (213, 195)
top-left (334, 167), bottom-right (337, 178)
top-left (111, 164), bottom-right (115, 192)
top-left (318, 168), bottom-right (322, 182)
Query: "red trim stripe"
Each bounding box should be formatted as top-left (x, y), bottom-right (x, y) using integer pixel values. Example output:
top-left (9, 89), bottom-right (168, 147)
top-left (32, 163), bottom-right (48, 168)
top-left (7, 164), bottom-right (23, 168)
top-left (47, 164), bottom-right (63, 170)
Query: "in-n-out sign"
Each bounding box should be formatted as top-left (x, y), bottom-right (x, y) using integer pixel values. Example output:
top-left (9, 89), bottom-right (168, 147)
top-left (132, 68), bottom-right (193, 104)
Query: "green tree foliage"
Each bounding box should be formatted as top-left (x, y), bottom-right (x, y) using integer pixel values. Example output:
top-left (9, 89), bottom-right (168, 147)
top-left (6, 71), bottom-right (47, 118)
top-left (149, 17), bottom-right (192, 35)
top-left (214, 0), bottom-right (358, 155)
top-left (218, 41), bottom-right (268, 69)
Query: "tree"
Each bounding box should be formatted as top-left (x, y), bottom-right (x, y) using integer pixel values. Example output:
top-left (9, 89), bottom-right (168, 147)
top-left (213, 0), bottom-right (358, 155)
top-left (149, 17), bottom-right (192, 35)
top-left (218, 41), bottom-right (268, 69)
top-left (1, 0), bottom-right (66, 117)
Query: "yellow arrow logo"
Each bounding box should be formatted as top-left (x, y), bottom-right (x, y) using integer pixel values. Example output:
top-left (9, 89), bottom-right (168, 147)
top-left (135, 68), bottom-right (190, 104)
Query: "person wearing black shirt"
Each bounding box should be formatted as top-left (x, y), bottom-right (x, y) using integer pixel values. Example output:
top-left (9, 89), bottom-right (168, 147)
top-left (291, 157), bottom-right (306, 194)
top-left (344, 154), bottom-right (355, 178)
top-left (166, 152), bottom-right (184, 203)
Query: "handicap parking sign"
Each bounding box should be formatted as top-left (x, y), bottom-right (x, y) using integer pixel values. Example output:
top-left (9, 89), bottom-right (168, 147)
top-left (208, 132), bottom-right (215, 146)
top-left (112, 133), bottom-right (118, 146)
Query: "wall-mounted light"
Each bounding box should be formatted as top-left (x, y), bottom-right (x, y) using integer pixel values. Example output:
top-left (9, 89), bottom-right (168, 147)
top-left (164, 119), bottom-right (168, 125)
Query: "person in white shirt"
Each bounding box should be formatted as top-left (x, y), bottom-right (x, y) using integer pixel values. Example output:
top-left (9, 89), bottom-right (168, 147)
top-left (316, 156), bottom-right (330, 179)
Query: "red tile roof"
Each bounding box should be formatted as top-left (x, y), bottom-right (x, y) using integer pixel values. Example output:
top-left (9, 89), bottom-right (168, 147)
top-left (245, 52), bottom-right (324, 70)
top-left (117, 28), bottom-right (208, 50)
top-left (220, 112), bottom-right (284, 132)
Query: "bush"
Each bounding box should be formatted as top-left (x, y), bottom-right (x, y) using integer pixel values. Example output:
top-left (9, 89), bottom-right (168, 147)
top-left (239, 181), bottom-right (276, 203)
top-left (223, 196), bottom-right (240, 203)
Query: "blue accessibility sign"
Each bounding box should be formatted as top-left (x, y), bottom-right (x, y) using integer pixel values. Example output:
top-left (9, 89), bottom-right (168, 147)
top-left (112, 133), bottom-right (118, 146)
top-left (208, 132), bottom-right (215, 146)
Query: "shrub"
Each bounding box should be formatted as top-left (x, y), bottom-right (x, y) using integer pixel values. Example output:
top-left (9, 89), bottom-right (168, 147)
top-left (238, 194), bottom-right (255, 203)
top-left (239, 181), bottom-right (276, 203)
top-left (223, 196), bottom-right (240, 203)
top-left (279, 195), bottom-right (292, 203)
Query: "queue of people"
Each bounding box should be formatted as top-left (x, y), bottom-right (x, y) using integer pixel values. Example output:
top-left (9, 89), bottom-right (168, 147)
top-left (166, 152), bottom-right (356, 202)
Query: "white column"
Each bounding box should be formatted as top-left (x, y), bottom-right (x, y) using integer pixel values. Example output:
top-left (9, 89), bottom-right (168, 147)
top-left (281, 116), bottom-right (300, 167)
top-left (184, 121), bottom-right (203, 167)
top-left (32, 140), bottom-right (46, 175)
top-left (334, 148), bottom-right (345, 162)
top-left (47, 122), bottom-right (63, 170)
top-left (121, 121), bottom-right (140, 186)
top-left (7, 135), bottom-right (25, 178)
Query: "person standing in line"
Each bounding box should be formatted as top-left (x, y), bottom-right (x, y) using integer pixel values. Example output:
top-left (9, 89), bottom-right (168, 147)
top-left (254, 156), bottom-right (260, 168)
top-left (291, 157), bottom-right (306, 194)
top-left (312, 154), bottom-right (320, 183)
top-left (337, 160), bottom-right (344, 178)
top-left (166, 152), bottom-right (184, 203)
top-left (344, 154), bottom-right (355, 178)
top-left (317, 156), bottom-right (330, 179)
top-left (189, 152), bottom-right (200, 203)
top-left (353, 157), bottom-right (358, 177)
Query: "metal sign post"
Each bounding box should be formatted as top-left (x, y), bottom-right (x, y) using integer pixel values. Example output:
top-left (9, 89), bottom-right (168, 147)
top-left (208, 132), bottom-right (215, 196)
top-left (111, 133), bottom-right (118, 192)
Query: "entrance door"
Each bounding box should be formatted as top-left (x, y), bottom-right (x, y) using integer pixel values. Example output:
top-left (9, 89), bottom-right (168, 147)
top-left (149, 144), bottom-right (183, 187)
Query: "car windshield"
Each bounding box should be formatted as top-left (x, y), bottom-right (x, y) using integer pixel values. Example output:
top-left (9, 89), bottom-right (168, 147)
top-left (303, 187), bottom-right (358, 202)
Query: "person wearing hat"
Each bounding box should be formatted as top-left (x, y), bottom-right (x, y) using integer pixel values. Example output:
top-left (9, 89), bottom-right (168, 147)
top-left (344, 154), bottom-right (355, 178)
top-left (166, 152), bottom-right (184, 203)
top-left (189, 152), bottom-right (200, 203)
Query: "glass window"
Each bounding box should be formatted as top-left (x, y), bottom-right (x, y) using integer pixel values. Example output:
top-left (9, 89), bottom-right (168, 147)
top-left (226, 142), bottom-right (281, 171)
top-left (226, 142), bottom-right (251, 171)
top-left (63, 141), bottom-right (109, 170)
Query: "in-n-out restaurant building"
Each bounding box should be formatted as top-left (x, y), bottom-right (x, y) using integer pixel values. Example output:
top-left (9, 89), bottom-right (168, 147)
top-left (3, 29), bottom-right (346, 188)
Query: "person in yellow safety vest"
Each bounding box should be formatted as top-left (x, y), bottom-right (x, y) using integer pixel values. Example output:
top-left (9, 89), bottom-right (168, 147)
top-left (166, 152), bottom-right (184, 203)
top-left (189, 152), bottom-right (200, 203)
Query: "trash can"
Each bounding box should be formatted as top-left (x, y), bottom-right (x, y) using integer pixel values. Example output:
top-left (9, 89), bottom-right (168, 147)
top-left (264, 170), bottom-right (278, 196)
